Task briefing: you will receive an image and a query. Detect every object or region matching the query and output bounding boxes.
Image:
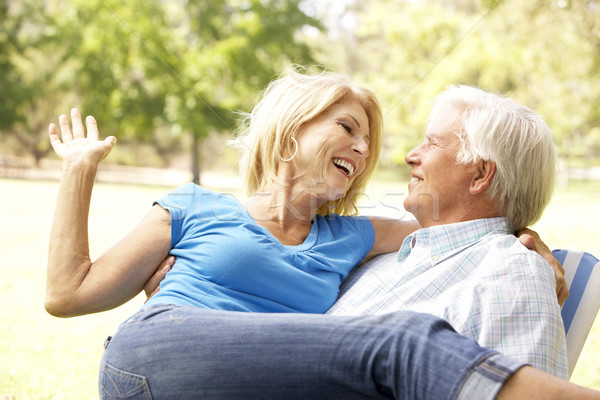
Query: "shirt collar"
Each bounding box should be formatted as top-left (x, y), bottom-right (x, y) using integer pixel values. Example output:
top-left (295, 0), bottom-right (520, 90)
top-left (398, 217), bottom-right (512, 263)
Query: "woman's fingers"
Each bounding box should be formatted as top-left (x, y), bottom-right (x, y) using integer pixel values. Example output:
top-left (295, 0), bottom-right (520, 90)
top-left (104, 136), bottom-right (117, 146)
top-left (48, 122), bottom-right (63, 151)
top-left (71, 108), bottom-right (85, 139)
top-left (85, 115), bottom-right (99, 141)
top-left (58, 113), bottom-right (73, 142)
top-left (48, 123), bottom-right (59, 142)
top-left (50, 110), bottom-right (115, 161)
top-left (99, 136), bottom-right (117, 161)
top-left (54, 110), bottom-right (103, 142)
top-left (143, 255), bottom-right (174, 299)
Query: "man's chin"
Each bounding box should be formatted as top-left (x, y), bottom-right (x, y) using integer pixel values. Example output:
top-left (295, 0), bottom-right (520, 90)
top-left (404, 202), bottom-right (431, 228)
top-left (403, 198), bottom-right (417, 216)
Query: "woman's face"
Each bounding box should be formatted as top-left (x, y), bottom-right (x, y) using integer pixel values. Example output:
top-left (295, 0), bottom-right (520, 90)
top-left (291, 97), bottom-right (371, 201)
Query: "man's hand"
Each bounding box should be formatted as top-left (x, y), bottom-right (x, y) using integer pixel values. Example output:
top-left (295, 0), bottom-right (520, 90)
top-left (517, 228), bottom-right (569, 306)
top-left (144, 255), bottom-right (174, 300)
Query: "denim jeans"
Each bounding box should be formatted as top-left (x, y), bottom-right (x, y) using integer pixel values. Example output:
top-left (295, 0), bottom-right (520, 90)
top-left (99, 305), bottom-right (525, 400)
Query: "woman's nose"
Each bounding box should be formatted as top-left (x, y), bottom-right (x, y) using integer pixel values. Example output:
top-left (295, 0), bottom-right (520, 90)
top-left (353, 136), bottom-right (370, 158)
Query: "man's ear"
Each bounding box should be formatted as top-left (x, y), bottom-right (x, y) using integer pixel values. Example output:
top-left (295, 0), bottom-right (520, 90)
top-left (470, 160), bottom-right (495, 195)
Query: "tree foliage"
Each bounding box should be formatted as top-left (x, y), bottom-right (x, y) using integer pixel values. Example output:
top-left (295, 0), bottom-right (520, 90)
top-left (0, 0), bottom-right (319, 180)
top-left (310, 0), bottom-right (600, 172)
top-left (2, 0), bottom-right (599, 176)
top-left (0, 0), bottom-right (73, 163)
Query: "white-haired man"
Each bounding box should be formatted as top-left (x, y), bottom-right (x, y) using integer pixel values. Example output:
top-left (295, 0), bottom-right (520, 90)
top-left (327, 84), bottom-right (567, 378)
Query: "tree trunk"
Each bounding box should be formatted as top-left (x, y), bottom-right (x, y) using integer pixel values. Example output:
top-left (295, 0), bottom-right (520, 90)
top-left (191, 132), bottom-right (202, 185)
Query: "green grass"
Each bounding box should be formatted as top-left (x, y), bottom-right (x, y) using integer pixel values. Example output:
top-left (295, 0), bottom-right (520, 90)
top-left (1, 177), bottom-right (598, 398)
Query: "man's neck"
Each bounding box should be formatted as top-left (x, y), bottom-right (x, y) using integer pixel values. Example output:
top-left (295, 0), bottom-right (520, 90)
top-left (417, 201), bottom-right (502, 229)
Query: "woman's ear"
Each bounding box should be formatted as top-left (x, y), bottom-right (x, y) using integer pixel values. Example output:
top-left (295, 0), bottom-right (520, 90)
top-left (470, 160), bottom-right (496, 195)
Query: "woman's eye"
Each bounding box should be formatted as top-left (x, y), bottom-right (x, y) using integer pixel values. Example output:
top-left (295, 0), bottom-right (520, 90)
top-left (340, 123), bottom-right (352, 134)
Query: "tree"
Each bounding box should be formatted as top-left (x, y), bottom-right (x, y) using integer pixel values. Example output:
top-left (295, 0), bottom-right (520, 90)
top-left (311, 0), bottom-right (600, 175)
top-left (0, 1), bottom-right (23, 131)
top-left (152, 0), bottom-right (320, 183)
top-left (0, 0), bottom-right (73, 164)
top-left (1, 0), bottom-right (320, 182)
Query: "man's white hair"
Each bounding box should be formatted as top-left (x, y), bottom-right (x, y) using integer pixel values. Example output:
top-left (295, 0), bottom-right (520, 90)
top-left (428, 85), bottom-right (557, 231)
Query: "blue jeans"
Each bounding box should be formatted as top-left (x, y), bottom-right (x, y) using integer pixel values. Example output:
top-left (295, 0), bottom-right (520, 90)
top-left (99, 305), bottom-right (525, 400)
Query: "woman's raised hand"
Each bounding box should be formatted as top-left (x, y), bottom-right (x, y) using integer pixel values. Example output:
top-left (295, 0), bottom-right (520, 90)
top-left (49, 108), bottom-right (117, 166)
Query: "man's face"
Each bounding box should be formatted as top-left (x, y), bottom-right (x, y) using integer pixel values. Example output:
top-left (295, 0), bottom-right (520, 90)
top-left (403, 105), bottom-right (478, 227)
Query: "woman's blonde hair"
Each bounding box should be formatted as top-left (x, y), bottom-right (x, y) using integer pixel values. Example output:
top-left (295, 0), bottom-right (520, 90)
top-left (232, 68), bottom-right (383, 216)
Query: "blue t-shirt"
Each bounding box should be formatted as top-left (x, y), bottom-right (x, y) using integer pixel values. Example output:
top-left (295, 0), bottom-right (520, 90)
top-left (144, 183), bottom-right (375, 313)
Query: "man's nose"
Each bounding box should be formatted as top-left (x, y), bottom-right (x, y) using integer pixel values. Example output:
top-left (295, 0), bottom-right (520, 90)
top-left (405, 144), bottom-right (421, 166)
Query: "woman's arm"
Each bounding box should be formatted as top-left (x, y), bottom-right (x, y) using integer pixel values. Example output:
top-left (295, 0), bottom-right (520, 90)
top-left (364, 217), bottom-right (421, 261)
top-left (45, 109), bottom-right (171, 317)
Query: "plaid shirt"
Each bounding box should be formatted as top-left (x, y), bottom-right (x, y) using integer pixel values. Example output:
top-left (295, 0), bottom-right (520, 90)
top-left (327, 217), bottom-right (568, 378)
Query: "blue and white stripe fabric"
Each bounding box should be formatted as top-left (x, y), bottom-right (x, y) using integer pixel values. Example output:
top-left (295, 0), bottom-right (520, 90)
top-left (327, 217), bottom-right (568, 378)
top-left (553, 249), bottom-right (600, 377)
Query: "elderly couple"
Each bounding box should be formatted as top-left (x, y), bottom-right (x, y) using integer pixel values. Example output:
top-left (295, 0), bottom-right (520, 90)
top-left (45, 69), bottom-right (598, 399)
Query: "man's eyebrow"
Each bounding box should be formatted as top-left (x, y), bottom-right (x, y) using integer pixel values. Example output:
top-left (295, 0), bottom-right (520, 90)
top-left (426, 132), bottom-right (448, 139)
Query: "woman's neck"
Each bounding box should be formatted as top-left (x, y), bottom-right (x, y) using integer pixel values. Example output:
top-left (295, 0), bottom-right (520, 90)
top-left (244, 182), bottom-right (324, 246)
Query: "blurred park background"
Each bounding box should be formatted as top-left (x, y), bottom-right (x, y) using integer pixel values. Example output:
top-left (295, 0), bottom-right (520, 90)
top-left (1, 0), bottom-right (599, 398)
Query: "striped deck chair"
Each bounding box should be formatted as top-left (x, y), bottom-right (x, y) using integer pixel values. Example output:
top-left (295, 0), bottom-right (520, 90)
top-left (553, 249), bottom-right (600, 377)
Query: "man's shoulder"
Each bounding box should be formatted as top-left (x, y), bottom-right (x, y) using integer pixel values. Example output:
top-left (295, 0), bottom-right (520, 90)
top-left (475, 232), bottom-right (554, 278)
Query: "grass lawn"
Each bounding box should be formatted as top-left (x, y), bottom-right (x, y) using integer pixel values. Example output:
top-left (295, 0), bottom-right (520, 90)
top-left (1, 177), bottom-right (598, 398)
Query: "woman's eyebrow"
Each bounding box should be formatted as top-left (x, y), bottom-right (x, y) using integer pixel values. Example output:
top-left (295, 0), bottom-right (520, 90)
top-left (341, 114), bottom-right (361, 128)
